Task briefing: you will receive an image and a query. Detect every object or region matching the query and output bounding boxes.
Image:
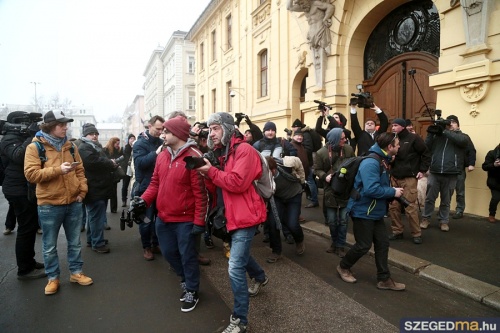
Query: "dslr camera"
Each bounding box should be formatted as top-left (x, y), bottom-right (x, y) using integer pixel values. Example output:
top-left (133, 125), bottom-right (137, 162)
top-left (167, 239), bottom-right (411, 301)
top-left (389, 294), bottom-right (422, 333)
top-left (189, 121), bottom-right (209, 139)
top-left (120, 197), bottom-right (150, 230)
top-left (0, 111), bottom-right (42, 136)
top-left (284, 128), bottom-right (293, 136)
top-left (427, 109), bottom-right (451, 135)
top-left (235, 113), bottom-right (246, 119)
top-left (350, 92), bottom-right (374, 109)
top-left (183, 150), bottom-right (220, 170)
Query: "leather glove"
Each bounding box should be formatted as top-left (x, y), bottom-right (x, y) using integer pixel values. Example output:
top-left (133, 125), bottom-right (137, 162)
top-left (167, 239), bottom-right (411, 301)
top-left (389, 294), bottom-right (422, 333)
top-left (130, 196), bottom-right (146, 215)
top-left (191, 224), bottom-right (206, 235)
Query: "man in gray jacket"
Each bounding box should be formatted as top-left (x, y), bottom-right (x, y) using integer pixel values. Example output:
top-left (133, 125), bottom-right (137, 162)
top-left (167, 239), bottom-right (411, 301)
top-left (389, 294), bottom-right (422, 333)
top-left (420, 115), bottom-right (468, 232)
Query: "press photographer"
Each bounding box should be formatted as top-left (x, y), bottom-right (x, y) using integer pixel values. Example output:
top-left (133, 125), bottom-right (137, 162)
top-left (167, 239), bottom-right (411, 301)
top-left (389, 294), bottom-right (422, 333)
top-left (234, 113), bottom-right (263, 145)
top-left (0, 111), bottom-right (45, 280)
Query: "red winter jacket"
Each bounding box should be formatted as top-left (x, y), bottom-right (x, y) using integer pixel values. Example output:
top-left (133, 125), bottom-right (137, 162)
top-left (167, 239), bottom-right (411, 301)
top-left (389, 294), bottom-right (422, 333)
top-left (206, 135), bottom-right (267, 232)
top-left (141, 140), bottom-right (208, 226)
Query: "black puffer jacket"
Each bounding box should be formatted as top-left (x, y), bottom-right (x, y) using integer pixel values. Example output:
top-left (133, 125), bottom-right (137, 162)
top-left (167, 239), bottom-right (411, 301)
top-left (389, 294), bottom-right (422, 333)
top-left (482, 145), bottom-right (500, 191)
top-left (0, 132), bottom-right (33, 197)
top-left (426, 129), bottom-right (468, 175)
top-left (79, 140), bottom-right (115, 203)
top-left (390, 128), bottom-right (430, 179)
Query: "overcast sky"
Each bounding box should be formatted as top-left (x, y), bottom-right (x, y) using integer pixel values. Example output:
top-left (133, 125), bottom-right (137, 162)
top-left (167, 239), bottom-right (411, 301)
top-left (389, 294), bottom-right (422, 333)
top-left (0, 0), bottom-right (208, 121)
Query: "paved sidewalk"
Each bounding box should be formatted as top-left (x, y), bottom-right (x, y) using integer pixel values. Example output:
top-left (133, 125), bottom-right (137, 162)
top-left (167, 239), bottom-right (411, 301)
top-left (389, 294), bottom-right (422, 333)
top-left (299, 197), bottom-right (500, 312)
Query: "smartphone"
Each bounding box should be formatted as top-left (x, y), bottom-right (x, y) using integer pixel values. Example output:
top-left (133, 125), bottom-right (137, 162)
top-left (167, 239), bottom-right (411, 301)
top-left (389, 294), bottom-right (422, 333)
top-left (71, 162), bottom-right (81, 167)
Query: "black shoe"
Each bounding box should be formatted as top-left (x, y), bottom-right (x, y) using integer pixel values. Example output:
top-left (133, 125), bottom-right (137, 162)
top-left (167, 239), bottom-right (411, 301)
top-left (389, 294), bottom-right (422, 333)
top-left (17, 268), bottom-right (47, 280)
top-left (181, 291), bottom-right (199, 312)
top-left (204, 237), bottom-right (214, 249)
top-left (34, 261), bottom-right (45, 269)
top-left (412, 236), bottom-right (423, 244)
top-left (452, 212), bottom-right (463, 219)
top-left (111, 210), bottom-right (117, 214)
top-left (93, 245), bottom-right (110, 253)
top-left (263, 234), bottom-right (270, 243)
top-left (121, 201), bottom-right (127, 207)
top-left (285, 235), bottom-right (295, 244)
top-left (388, 233), bottom-right (404, 241)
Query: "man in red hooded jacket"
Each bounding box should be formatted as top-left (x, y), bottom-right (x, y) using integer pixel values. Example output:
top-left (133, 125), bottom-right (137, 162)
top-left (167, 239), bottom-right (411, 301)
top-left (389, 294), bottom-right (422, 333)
top-left (196, 112), bottom-right (267, 333)
top-left (140, 116), bottom-right (208, 313)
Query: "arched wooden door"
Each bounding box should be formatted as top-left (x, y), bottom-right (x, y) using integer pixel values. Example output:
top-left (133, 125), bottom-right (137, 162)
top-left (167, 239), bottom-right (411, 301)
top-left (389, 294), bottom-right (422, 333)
top-left (363, 52), bottom-right (438, 137)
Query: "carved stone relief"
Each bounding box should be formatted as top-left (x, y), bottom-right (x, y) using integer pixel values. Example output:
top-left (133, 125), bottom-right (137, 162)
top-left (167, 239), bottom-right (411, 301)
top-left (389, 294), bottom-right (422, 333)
top-left (469, 103), bottom-right (480, 118)
top-left (460, 82), bottom-right (488, 102)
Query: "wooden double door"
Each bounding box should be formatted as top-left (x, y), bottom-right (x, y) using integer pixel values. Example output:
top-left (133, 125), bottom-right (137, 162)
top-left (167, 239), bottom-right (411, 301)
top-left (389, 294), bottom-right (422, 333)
top-left (363, 52), bottom-right (438, 137)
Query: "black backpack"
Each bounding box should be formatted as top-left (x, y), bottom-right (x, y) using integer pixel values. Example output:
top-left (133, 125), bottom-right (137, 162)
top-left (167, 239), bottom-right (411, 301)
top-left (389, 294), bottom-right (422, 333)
top-left (331, 153), bottom-right (382, 201)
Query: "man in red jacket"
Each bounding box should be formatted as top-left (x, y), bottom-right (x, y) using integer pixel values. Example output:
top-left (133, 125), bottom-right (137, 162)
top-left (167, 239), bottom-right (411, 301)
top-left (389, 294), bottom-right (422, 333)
top-left (197, 112), bottom-right (268, 333)
top-left (140, 116), bottom-right (208, 313)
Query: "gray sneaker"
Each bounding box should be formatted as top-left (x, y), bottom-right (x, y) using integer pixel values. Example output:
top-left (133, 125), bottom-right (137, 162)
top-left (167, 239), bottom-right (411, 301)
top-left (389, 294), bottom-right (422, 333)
top-left (222, 315), bottom-right (247, 333)
top-left (248, 276), bottom-right (269, 296)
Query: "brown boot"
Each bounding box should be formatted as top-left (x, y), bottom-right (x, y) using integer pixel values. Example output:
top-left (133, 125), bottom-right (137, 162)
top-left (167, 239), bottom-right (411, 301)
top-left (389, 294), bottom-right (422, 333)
top-left (488, 215), bottom-right (496, 223)
top-left (197, 255), bottom-right (211, 266)
top-left (45, 279), bottom-right (60, 295)
top-left (295, 241), bottom-right (305, 255)
top-left (377, 278), bottom-right (405, 291)
top-left (143, 248), bottom-right (154, 261)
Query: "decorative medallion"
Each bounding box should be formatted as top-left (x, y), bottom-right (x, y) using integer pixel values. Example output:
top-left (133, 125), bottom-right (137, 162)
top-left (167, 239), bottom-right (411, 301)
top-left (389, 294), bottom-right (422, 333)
top-left (460, 82), bottom-right (487, 102)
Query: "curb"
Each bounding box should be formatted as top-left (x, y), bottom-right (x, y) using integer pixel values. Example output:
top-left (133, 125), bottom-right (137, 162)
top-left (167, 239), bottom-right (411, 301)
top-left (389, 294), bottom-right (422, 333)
top-left (301, 220), bottom-right (500, 312)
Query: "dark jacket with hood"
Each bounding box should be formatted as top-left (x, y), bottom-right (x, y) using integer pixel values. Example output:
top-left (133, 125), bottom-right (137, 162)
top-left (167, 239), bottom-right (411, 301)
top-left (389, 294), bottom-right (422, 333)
top-left (390, 128), bottom-right (430, 179)
top-left (132, 131), bottom-right (163, 196)
top-left (79, 138), bottom-right (116, 203)
top-left (253, 136), bottom-right (297, 158)
top-left (482, 144), bottom-right (500, 191)
top-left (426, 129), bottom-right (468, 175)
top-left (235, 116), bottom-right (263, 145)
top-left (1, 132), bottom-right (33, 197)
top-left (314, 128), bottom-right (355, 208)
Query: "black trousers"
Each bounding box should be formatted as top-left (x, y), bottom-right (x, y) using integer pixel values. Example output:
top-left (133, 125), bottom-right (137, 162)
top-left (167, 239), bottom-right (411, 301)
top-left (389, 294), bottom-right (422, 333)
top-left (489, 189), bottom-right (500, 216)
top-left (340, 216), bottom-right (390, 282)
top-left (121, 175), bottom-right (131, 202)
top-left (5, 195), bottom-right (39, 275)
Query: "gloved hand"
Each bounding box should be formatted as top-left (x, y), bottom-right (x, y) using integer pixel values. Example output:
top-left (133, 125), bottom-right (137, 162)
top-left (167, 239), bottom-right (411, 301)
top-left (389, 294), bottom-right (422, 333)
top-left (191, 224), bottom-right (206, 235)
top-left (130, 196), bottom-right (146, 215)
top-left (28, 122), bottom-right (40, 137)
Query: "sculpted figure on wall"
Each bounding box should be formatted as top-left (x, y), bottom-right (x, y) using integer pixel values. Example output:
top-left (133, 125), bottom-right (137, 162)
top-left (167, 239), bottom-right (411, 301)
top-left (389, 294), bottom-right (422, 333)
top-left (287, 0), bottom-right (335, 88)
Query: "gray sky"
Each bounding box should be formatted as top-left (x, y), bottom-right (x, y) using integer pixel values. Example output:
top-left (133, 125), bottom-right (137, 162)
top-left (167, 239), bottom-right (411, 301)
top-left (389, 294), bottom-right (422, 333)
top-left (0, 0), bottom-right (208, 121)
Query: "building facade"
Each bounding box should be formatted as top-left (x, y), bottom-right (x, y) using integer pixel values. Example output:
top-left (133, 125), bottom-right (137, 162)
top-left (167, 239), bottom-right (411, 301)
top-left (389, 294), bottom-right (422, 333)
top-left (186, 0), bottom-right (500, 218)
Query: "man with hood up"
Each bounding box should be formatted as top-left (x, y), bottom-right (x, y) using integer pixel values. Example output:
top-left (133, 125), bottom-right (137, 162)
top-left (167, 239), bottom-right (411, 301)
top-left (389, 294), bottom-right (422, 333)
top-left (235, 113), bottom-right (263, 146)
top-left (196, 112), bottom-right (268, 333)
top-left (139, 116), bottom-right (208, 313)
top-left (314, 128), bottom-right (355, 257)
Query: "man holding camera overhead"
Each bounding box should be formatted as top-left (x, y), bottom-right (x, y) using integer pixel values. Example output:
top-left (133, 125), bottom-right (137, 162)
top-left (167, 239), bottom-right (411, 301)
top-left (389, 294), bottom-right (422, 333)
top-left (420, 115), bottom-right (468, 232)
top-left (234, 113), bottom-right (263, 146)
top-left (350, 100), bottom-right (388, 156)
top-left (388, 119), bottom-right (430, 244)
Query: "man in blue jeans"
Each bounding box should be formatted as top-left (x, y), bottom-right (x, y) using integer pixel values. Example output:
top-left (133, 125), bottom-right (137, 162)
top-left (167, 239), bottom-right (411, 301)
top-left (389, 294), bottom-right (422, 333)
top-left (197, 112), bottom-right (268, 333)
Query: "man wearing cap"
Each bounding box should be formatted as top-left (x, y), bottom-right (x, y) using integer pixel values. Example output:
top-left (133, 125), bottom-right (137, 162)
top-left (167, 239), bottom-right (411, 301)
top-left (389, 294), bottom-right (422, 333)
top-left (350, 102), bottom-right (389, 156)
top-left (139, 116), bottom-right (208, 313)
top-left (421, 115), bottom-right (468, 232)
top-left (253, 121), bottom-right (297, 159)
top-left (78, 123), bottom-right (117, 253)
top-left (448, 115), bottom-right (476, 220)
top-left (388, 118), bottom-right (430, 244)
top-left (1, 111), bottom-right (46, 280)
top-left (292, 119), bottom-right (322, 208)
top-left (197, 112), bottom-right (268, 333)
top-left (25, 111), bottom-right (92, 295)
top-left (132, 115), bottom-right (165, 260)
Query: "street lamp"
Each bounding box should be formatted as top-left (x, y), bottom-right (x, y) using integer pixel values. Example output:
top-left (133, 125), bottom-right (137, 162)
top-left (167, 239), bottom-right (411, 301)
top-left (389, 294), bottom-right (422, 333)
top-left (30, 82), bottom-right (41, 113)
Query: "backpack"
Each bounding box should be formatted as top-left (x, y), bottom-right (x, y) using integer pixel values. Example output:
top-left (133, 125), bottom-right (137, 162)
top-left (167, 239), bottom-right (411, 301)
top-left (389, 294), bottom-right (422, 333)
top-left (253, 150), bottom-right (276, 200)
top-left (330, 153), bottom-right (382, 201)
top-left (27, 141), bottom-right (76, 203)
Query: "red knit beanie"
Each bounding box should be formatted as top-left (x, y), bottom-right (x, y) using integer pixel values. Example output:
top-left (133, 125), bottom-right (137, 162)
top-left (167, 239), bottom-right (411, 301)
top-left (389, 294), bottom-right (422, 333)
top-left (163, 116), bottom-right (190, 141)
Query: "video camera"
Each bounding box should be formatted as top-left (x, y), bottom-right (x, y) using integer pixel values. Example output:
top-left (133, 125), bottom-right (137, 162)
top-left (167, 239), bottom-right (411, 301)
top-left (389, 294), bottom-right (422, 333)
top-left (120, 197), bottom-right (151, 230)
top-left (0, 111), bottom-right (42, 136)
top-left (427, 109), bottom-right (451, 135)
top-left (350, 92), bottom-right (374, 109)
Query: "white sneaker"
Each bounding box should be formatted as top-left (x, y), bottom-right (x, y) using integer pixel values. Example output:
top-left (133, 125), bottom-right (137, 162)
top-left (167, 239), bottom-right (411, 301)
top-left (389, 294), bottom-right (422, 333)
top-left (222, 315), bottom-right (247, 333)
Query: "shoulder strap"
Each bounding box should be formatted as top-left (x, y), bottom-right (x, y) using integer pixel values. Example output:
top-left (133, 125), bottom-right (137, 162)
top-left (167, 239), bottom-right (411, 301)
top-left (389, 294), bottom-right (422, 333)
top-left (367, 153), bottom-right (384, 175)
top-left (33, 141), bottom-right (47, 168)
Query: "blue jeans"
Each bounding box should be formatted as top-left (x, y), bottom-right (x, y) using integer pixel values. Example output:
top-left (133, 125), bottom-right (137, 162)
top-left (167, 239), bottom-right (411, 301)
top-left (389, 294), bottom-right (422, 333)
top-left (228, 226), bottom-right (266, 325)
top-left (85, 200), bottom-right (107, 248)
top-left (326, 206), bottom-right (348, 247)
top-left (139, 204), bottom-right (158, 248)
top-left (306, 168), bottom-right (319, 205)
top-left (38, 202), bottom-right (84, 280)
top-left (269, 193), bottom-right (304, 254)
top-left (155, 219), bottom-right (199, 292)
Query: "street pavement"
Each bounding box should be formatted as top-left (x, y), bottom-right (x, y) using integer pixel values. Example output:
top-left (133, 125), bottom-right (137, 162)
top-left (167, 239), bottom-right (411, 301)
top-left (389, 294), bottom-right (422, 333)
top-left (0, 188), bottom-right (499, 333)
top-left (298, 191), bottom-right (500, 312)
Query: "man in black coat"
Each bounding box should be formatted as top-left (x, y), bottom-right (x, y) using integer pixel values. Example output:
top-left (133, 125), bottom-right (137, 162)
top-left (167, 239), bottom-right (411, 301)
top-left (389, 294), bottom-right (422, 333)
top-left (482, 143), bottom-right (500, 223)
top-left (0, 111), bottom-right (46, 279)
top-left (350, 102), bottom-right (389, 156)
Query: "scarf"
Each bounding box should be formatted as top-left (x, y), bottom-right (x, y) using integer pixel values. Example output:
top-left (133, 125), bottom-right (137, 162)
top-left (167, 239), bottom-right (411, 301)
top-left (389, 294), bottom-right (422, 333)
top-left (40, 131), bottom-right (67, 152)
top-left (81, 137), bottom-right (102, 152)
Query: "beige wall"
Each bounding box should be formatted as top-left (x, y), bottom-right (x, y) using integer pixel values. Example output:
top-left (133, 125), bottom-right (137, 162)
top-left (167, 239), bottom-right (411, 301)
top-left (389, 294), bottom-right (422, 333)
top-left (188, 0), bottom-right (500, 217)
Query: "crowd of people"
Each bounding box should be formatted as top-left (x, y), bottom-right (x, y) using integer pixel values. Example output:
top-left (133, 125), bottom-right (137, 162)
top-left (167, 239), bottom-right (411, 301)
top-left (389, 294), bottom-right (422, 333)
top-left (0, 105), bottom-right (498, 333)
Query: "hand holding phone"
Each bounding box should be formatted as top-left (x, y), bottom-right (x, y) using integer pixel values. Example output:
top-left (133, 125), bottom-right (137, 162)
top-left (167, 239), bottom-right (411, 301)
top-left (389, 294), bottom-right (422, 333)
top-left (71, 162), bottom-right (81, 168)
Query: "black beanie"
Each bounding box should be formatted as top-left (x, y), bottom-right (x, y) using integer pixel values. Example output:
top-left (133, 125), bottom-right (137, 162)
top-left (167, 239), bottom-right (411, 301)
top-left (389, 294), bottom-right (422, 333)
top-left (446, 115), bottom-right (459, 127)
top-left (82, 123), bottom-right (99, 137)
top-left (292, 119), bottom-right (305, 128)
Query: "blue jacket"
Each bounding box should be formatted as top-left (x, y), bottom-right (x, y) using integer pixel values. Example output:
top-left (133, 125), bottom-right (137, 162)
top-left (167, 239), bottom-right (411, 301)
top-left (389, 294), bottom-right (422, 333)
top-left (347, 143), bottom-right (396, 220)
top-left (132, 131), bottom-right (163, 196)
